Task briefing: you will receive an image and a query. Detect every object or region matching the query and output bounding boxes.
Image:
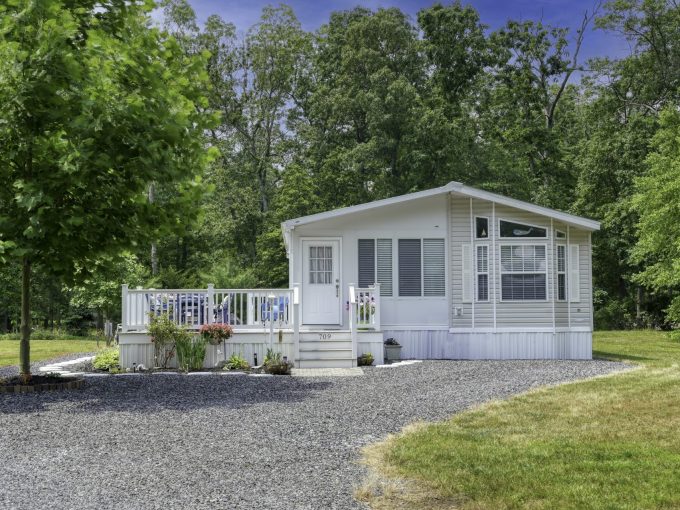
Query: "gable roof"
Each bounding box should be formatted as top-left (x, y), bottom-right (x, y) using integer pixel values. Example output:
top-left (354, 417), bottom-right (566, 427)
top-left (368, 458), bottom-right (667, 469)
top-left (281, 181), bottom-right (600, 249)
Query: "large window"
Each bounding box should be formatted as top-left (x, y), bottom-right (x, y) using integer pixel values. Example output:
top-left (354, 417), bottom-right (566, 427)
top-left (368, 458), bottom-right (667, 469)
top-left (500, 245), bottom-right (547, 300)
top-left (500, 220), bottom-right (547, 238)
top-left (357, 238), bottom-right (393, 296)
top-left (476, 245), bottom-right (489, 301)
top-left (398, 239), bottom-right (445, 297)
top-left (556, 244), bottom-right (566, 301)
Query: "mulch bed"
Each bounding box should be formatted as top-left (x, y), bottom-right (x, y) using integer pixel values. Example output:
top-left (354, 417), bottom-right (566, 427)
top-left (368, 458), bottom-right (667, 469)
top-left (0, 375), bottom-right (83, 394)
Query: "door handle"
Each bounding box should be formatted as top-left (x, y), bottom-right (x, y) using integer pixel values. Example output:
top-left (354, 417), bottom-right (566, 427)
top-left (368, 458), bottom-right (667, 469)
top-left (335, 279), bottom-right (339, 297)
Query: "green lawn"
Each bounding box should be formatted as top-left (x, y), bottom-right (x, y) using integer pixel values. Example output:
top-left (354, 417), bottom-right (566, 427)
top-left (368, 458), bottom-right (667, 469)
top-left (359, 330), bottom-right (680, 510)
top-left (0, 339), bottom-right (103, 367)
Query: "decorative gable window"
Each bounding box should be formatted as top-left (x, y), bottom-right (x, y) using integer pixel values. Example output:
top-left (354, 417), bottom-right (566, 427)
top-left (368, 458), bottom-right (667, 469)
top-left (499, 220), bottom-right (547, 238)
top-left (500, 245), bottom-right (547, 300)
top-left (475, 217), bottom-right (489, 239)
top-left (398, 238), bottom-right (445, 297)
top-left (358, 239), bottom-right (393, 296)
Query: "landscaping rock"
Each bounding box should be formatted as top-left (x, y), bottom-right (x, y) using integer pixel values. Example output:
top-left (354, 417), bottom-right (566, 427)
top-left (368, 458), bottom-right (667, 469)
top-left (0, 359), bottom-right (629, 509)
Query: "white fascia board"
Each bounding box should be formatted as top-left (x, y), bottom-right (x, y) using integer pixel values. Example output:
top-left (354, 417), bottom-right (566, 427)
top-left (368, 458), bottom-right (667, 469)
top-left (281, 184), bottom-right (451, 229)
top-left (450, 182), bottom-right (601, 231)
top-left (281, 181), bottom-right (600, 232)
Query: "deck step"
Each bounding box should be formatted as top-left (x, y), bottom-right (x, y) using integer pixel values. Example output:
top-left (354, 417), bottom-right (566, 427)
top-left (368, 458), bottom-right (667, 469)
top-left (298, 348), bottom-right (353, 360)
top-left (297, 358), bottom-right (357, 369)
top-left (298, 340), bottom-right (352, 350)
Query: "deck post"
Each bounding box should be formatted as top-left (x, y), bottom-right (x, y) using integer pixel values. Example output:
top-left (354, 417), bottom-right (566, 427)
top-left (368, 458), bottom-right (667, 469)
top-left (121, 284), bottom-right (129, 333)
top-left (292, 284), bottom-right (300, 364)
top-left (207, 284), bottom-right (215, 325)
top-left (349, 283), bottom-right (357, 364)
top-left (373, 283), bottom-right (381, 331)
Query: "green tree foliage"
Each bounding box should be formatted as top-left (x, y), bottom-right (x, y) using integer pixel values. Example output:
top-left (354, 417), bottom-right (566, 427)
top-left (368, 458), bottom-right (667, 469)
top-left (0, 0), bottom-right (215, 376)
top-left (632, 108), bottom-right (680, 322)
top-left (2, 0), bottom-right (678, 339)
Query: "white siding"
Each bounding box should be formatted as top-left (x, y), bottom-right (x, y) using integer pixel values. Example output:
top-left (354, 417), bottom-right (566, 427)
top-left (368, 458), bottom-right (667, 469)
top-left (291, 194), bottom-right (450, 328)
top-left (449, 196), bottom-right (593, 332)
top-left (383, 330), bottom-right (592, 360)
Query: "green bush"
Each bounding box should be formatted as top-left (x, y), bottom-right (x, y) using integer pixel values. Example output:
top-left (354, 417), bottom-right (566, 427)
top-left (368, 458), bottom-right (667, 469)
top-left (148, 314), bottom-right (182, 368)
top-left (175, 333), bottom-right (206, 372)
top-left (263, 348), bottom-right (293, 375)
top-left (225, 353), bottom-right (250, 370)
top-left (357, 352), bottom-right (374, 366)
top-left (93, 348), bottom-right (120, 372)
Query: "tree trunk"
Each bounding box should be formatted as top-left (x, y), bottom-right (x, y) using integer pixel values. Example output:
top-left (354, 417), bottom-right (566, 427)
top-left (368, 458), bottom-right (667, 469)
top-left (20, 257), bottom-right (31, 380)
top-left (148, 182), bottom-right (158, 276)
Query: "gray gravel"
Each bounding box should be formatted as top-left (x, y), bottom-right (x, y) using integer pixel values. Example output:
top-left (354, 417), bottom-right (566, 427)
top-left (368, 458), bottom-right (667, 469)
top-left (0, 359), bottom-right (628, 510)
top-left (0, 351), bottom-right (97, 378)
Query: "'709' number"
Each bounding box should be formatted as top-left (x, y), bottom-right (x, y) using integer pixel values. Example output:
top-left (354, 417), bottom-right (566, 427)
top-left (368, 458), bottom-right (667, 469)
top-left (319, 333), bottom-right (332, 340)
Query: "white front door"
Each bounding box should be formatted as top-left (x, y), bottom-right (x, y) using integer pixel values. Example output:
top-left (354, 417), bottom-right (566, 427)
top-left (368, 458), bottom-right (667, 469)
top-left (302, 239), bottom-right (341, 325)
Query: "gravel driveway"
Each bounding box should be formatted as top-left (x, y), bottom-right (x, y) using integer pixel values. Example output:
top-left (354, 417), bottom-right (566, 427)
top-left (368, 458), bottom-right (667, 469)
top-left (0, 359), bottom-right (627, 510)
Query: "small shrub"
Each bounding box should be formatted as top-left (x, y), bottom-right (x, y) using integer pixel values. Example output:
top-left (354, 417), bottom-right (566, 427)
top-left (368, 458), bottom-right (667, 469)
top-left (148, 314), bottom-right (183, 368)
top-left (357, 353), bottom-right (374, 366)
top-left (384, 337), bottom-right (400, 346)
top-left (93, 349), bottom-right (120, 372)
top-left (224, 353), bottom-right (250, 370)
top-left (263, 348), bottom-right (293, 375)
top-left (175, 333), bottom-right (206, 372)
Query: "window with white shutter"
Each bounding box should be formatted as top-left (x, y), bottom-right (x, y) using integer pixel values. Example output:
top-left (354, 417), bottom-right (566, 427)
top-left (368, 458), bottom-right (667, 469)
top-left (500, 245), bottom-right (547, 300)
top-left (398, 239), bottom-right (422, 297)
top-left (556, 244), bottom-right (566, 301)
top-left (396, 238), bottom-right (446, 297)
top-left (357, 238), bottom-right (393, 296)
top-left (476, 245), bottom-right (489, 301)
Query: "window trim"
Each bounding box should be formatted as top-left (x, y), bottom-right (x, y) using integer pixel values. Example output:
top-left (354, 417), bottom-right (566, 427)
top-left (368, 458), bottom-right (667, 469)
top-left (556, 243), bottom-right (567, 301)
top-left (498, 242), bottom-right (549, 302)
top-left (475, 216), bottom-right (490, 240)
top-left (555, 230), bottom-right (566, 239)
top-left (498, 218), bottom-right (550, 240)
top-left (396, 237), bottom-right (447, 299)
top-left (475, 243), bottom-right (490, 302)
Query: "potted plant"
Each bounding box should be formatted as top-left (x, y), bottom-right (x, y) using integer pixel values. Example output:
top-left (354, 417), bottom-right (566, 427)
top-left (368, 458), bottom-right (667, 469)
top-left (384, 338), bottom-right (402, 362)
top-left (199, 323), bottom-right (233, 345)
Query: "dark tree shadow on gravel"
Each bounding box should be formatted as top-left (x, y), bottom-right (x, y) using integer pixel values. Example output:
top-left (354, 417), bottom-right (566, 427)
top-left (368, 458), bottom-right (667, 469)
top-left (0, 375), bottom-right (333, 415)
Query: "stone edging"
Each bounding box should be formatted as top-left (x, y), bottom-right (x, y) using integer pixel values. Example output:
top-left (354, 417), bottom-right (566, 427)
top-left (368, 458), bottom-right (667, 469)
top-left (0, 378), bottom-right (84, 394)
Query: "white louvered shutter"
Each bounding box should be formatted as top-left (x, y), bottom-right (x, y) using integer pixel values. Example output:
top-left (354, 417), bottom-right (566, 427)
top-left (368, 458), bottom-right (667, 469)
top-left (462, 244), bottom-right (472, 303)
top-left (569, 244), bottom-right (580, 302)
top-left (377, 239), bottom-right (393, 296)
top-left (424, 239), bottom-right (445, 296)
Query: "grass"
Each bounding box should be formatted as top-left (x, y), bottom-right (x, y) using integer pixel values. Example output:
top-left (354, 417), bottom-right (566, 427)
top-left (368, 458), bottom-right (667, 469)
top-left (359, 330), bottom-right (680, 510)
top-left (0, 339), bottom-right (103, 367)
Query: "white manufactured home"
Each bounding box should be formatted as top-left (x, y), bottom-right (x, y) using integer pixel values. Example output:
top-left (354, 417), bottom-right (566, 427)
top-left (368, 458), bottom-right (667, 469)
top-left (119, 181), bottom-right (599, 369)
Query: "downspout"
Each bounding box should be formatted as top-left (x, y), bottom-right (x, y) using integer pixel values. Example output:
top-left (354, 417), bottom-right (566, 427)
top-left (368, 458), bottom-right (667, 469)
top-left (567, 225), bottom-right (571, 330)
top-left (469, 197), bottom-right (474, 330)
top-left (551, 218), bottom-right (555, 335)
top-left (492, 202), bottom-right (496, 333)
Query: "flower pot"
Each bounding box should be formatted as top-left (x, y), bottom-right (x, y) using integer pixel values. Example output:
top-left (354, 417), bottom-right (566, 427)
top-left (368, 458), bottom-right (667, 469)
top-left (384, 344), bottom-right (402, 362)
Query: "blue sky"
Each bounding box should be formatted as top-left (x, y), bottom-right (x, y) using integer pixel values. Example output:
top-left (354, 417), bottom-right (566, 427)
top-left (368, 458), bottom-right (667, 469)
top-left (179, 0), bottom-right (631, 62)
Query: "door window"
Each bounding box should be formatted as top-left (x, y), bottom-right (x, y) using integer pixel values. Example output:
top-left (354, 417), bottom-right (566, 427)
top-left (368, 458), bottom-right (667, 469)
top-left (309, 246), bottom-right (333, 284)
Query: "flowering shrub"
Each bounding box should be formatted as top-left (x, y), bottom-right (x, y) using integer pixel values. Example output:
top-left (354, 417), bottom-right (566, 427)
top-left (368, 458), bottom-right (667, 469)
top-left (199, 323), bottom-right (233, 345)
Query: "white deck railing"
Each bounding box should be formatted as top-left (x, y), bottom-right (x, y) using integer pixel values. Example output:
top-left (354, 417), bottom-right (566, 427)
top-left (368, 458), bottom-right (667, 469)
top-left (349, 283), bottom-right (381, 363)
top-left (121, 284), bottom-right (296, 332)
